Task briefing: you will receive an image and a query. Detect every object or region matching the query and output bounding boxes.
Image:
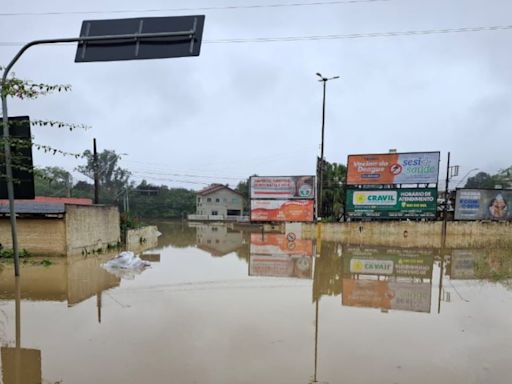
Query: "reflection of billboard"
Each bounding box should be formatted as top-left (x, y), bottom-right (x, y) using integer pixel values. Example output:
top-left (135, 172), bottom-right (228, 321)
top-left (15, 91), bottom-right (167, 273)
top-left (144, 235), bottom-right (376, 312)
top-left (346, 152), bottom-right (440, 185)
top-left (250, 199), bottom-right (314, 222)
top-left (1, 347), bottom-right (41, 384)
top-left (249, 254), bottom-right (312, 279)
top-left (342, 279), bottom-right (432, 313)
top-left (250, 176), bottom-right (315, 199)
top-left (249, 233), bottom-right (313, 279)
top-left (346, 188), bottom-right (437, 219)
top-left (450, 250), bottom-right (477, 279)
top-left (250, 234), bottom-right (313, 256)
top-left (344, 247), bottom-right (434, 278)
top-left (455, 189), bottom-right (512, 221)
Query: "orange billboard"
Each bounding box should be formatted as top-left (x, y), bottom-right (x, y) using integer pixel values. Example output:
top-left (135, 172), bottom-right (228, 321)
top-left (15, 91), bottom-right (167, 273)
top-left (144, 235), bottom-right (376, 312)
top-left (346, 152), bottom-right (440, 185)
top-left (250, 234), bottom-right (313, 256)
top-left (250, 199), bottom-right (314, 222)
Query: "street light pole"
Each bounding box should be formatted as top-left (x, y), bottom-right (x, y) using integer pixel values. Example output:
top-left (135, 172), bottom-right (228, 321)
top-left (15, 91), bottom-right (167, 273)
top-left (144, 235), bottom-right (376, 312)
top-left (316, 73), bottom-right (339, 219)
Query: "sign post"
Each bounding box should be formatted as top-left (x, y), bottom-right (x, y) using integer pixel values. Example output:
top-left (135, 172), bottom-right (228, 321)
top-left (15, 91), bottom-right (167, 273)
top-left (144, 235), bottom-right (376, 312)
top-left (1, 15), bottom-right (205, 276)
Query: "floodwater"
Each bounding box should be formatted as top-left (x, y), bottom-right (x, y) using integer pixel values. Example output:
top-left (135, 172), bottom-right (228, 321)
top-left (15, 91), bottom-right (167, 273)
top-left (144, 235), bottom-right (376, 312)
top-left (0, 222), bottom-right (511, 384)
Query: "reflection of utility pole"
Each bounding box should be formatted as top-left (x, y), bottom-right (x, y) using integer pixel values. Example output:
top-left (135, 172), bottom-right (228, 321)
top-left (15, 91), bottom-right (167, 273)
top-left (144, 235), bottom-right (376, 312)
top-left (438, 254), bottom-right (444, 314)
top-left (97, 292), bottom-right (102, 324)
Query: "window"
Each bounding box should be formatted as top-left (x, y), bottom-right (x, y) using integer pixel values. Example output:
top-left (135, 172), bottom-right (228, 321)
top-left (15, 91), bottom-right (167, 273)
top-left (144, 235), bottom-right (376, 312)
top-left (197, 197), bottom-right (201, 202)
top-left (215, 198), bottom-right (220, 203)
top-left (207, 198), bottom-right (211, 202)
top-left (211, 210), bottom-right (218, 215)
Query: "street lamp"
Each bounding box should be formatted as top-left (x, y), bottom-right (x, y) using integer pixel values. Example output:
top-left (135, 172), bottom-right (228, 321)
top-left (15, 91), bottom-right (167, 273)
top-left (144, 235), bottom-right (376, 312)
top-left (455, 168), bottom-right (479, 188)
top-left (316, 72), bottom-right (339, 218)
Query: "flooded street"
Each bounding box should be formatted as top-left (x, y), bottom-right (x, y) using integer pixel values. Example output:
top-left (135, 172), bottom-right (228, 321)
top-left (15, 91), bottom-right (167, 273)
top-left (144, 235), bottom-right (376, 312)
top-left (1, 222), bottom-right (512, 384)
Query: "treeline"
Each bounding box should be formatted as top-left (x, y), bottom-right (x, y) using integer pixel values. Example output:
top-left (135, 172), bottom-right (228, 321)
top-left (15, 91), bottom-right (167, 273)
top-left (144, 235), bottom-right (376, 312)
top-left (34, 149), bottom-right (197, 219)
top-left (464, 167), bottom-right (512, 189)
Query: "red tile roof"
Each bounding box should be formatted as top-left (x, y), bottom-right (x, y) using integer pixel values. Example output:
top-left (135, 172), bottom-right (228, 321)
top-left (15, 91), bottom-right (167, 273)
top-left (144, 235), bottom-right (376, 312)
top-left (197, 184), bottom-right (242, 197)
top-left (0, 196), bottom-right (93, 206)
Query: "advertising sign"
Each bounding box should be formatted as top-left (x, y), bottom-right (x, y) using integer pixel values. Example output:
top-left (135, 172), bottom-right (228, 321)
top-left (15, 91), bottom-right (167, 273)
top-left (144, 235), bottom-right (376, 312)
top-left (250, 234), bottom-right (313, 256)
top-left (346, 152), bottom-right (440, 185)
top-left (450, 249), bottom-right (478, 279)
top-left (345, 188), bottom-right (437, 219)
top-left (250, 176), bottom-right (315, 199)
top-left (250, 199), bottom-right (314, 222)
top-left (342, 279), bottom-right (432, 313)
top-left (455, 189), bottom-right (512, 221)
top-left (249, 254), bottom-right (312, 279)
top-left (344, 246), bottom-right (434, 278)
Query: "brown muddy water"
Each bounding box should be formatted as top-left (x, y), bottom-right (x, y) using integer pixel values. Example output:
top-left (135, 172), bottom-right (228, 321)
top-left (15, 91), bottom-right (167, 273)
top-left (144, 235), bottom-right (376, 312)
top-left (0, 221), bottom-right (511, 384)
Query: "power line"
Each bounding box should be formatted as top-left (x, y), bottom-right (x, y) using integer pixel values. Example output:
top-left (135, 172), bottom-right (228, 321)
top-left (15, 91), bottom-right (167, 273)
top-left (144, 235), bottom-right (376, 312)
top-left (130, 169), bottom-right (242, 180)
top-left (0, 0), bottom-right (390, 17)
top-left (205, 24), bottom-right (512, 43)
top-left (1, 24), bottom-right (511, 47)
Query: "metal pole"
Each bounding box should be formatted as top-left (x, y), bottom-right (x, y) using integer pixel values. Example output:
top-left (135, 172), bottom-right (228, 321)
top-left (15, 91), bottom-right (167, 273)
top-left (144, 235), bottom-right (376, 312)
top-left (318, 80), bottom-right (326, 218)
top-left (1, 91), bottom-right (20, 276)
top-left (442, 152), bottom-right (450, 247)
top-left (93, 138), bottom-right (99, 204)
top-left (1, 28), bottom-right (200, 277)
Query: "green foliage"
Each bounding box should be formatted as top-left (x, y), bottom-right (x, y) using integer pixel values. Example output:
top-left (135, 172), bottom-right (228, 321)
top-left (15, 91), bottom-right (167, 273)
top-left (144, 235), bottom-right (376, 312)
top-left (128, 181), bottom-right (196, 219)
top-left (0, 246), bottom-right (30, 259)
top-left (465, 168), bottom-right (512, 189)
top-left (34, 166), bottom-right (73, 197)
top-left (76, 149), bottom-right (130, 201)
top-left (321, 161), bottom-right (347, 220)
top-left (235, 179), bottom-right (250, 213)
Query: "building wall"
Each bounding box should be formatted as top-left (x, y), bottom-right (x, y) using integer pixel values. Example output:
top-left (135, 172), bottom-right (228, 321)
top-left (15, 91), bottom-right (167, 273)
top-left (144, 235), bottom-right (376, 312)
top-left (0, 218), bottom-right (67, 256)
top-left (65, 205), bottom-right (120, 255)
top-left (196, 189), bottom-right (243, 216)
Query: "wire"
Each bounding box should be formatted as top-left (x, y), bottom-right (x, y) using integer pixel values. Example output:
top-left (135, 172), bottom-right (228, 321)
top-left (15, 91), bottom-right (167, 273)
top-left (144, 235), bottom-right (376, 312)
top-left (0, 0), bottom-right (390, 17)
top-left (1, 24), bottom-right (511, 47)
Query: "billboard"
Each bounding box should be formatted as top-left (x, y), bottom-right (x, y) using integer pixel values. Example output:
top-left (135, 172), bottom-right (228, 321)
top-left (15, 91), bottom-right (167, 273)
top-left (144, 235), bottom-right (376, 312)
top-left (250, 234), bottom-right (313, 256)
top-left (342, 279), bottom-right (432, 313)
top-left (250, 199), bottom-right (314, 222)
top-left (249, 254), bottom-right (312, 279)
top-left (343, 246), bottom-right (434, 279)
top-left (346, 152), bottom-right (440, 185)
top-left (250, 176), bottom-right (315, 199)
top-left (345, 188), bottom-right (437, 219)
top-left (455, 189), bottom-right (512, 221)
top-left (249, 233), bottom-right (313, 279)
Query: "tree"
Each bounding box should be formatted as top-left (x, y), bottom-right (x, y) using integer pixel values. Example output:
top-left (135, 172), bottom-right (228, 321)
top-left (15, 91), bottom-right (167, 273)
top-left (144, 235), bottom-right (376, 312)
top-left (321, 161), bottom-right (347, 220)
top-left (235, 178), bottom-right (250, 214)
top-left (76, 149), bottom-right (131, 202)
top-left (34, 166), bottom-right (72, 197)
top-left (1, 67), bottom-right (85, 196)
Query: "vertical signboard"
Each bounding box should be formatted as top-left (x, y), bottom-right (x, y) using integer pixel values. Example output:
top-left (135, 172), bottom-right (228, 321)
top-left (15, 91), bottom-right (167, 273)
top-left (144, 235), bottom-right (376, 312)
top-left (346, 152), bottom-right (440, 185)
top-left (0, 116), bottom-right (34, 199)
top-left (455, 189), bottom-right (512, 221)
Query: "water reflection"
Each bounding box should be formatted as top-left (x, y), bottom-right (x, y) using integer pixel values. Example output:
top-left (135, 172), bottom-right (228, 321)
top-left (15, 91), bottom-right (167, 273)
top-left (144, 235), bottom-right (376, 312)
top-left (249, 233), bottom-right (313, 279)
top-left (0, 223), bottom-right (510, 383)
top-left (0, 254), bottom-right (120, 307)
top-left (1, 278), bottom-right (42, 384)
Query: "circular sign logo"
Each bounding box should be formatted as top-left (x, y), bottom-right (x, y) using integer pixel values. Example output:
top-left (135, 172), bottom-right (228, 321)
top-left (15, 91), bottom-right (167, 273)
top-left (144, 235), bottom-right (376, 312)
top-left (298, 184), bottom-right (313, 197)
top-left (355, 193), bottom-right (366, 204)
top-left (390, 163), bottom-right (403, 175)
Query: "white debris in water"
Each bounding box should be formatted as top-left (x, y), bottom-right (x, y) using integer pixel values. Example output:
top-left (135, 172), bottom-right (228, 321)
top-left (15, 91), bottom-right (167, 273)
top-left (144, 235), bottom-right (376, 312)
top-left (102, 251), bottom-right (151, 279)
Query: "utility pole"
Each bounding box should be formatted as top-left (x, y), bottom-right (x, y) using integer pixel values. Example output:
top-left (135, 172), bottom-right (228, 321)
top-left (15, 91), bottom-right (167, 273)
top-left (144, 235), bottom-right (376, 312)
top-left (316, 73), bottom-right (339, 218)
top-left (442, 152), bottom-right (451, 246)
top-left (93, 138), bottom-right (99, 204)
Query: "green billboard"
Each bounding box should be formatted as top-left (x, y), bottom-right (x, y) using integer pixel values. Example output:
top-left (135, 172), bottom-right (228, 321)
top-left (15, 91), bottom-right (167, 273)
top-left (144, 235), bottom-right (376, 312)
top-left (346, 188), bottom-right (437, 219)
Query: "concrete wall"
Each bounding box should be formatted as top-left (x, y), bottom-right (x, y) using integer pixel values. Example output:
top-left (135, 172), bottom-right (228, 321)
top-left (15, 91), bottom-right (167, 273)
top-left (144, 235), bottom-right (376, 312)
top-left (0, 218), bottom-right (67, 255)
top-left (303, 221), bottom-right (512, 249)
top-left (126, 225), bottom-right (159, 252)
top-left (65, 205), bottom-right (120, 255)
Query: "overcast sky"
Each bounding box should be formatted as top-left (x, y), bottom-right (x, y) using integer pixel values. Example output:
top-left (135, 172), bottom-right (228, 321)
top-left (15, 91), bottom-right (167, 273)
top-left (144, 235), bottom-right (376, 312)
top-left (1, 0), bottom-right (511, 190)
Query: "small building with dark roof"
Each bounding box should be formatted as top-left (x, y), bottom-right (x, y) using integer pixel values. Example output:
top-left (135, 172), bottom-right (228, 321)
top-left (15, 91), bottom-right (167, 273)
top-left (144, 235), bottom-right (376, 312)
top-left (0, 197), bottom-right (120, 256)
